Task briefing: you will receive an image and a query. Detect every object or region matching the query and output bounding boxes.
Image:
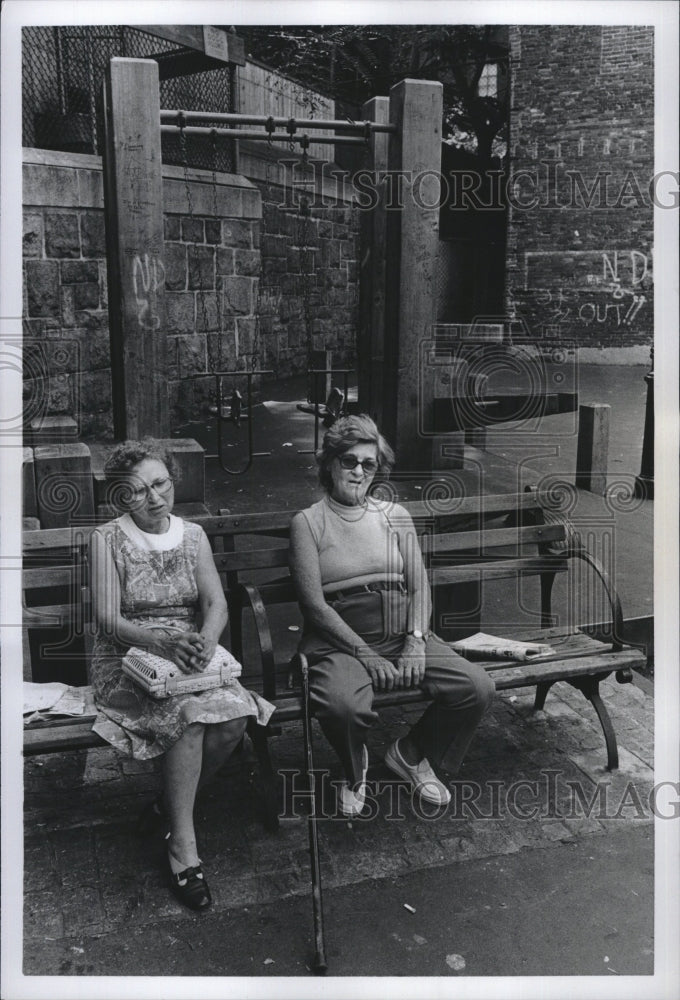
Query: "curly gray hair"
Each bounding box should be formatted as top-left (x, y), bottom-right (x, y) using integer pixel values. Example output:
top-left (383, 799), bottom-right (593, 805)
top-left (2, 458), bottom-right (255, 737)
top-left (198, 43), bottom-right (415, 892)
top-left (103, 439), bottom-right (179, 511)
top-left (316, 414), bottom-right (395, 492)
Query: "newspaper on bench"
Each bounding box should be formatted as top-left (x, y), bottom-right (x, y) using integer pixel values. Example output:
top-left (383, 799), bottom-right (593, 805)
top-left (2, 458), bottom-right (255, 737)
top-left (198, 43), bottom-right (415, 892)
top-left (450, 632), bottom-right (555, 662)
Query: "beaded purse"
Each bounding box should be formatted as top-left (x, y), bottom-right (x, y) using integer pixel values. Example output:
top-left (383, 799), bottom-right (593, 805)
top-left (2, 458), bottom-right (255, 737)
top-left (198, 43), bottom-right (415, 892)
top-left (122, 644), bottom-right (242, 699)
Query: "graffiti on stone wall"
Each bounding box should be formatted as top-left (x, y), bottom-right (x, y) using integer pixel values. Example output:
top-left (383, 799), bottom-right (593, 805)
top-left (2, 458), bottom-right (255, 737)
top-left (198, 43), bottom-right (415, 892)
top-left (131, 253), bottom-right (165, 331)
top-left (520, 249), bottom-right (652, 330)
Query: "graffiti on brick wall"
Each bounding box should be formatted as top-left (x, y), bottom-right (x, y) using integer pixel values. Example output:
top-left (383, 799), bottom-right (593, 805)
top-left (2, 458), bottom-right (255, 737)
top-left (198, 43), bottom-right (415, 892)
top-left (518, 249), bottom-right (652, 330)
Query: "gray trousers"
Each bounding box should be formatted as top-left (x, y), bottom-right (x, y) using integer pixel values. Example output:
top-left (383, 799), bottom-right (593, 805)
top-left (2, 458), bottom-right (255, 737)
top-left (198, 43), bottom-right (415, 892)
top-left (299, 588), bottom-right (495, 785)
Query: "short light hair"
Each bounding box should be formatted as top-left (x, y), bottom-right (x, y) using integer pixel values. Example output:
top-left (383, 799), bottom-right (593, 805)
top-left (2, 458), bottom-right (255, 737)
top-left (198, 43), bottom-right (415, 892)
top-left (103, 438), bottom-right (179, 511)
top-left (316, 414), bottom-right (395, 493)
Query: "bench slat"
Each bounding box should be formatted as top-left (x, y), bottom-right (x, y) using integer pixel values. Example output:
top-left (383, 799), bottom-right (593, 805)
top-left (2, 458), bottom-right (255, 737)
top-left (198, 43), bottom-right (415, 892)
top-left (400, 492), bottom-right (541, 520)
top-left (195, 512), bottom-right (296, 536)
top-left (421, 523), bottom-right (565, 553)
top-left (432, 557), bottom-right (568, 585)
top-left (24, 567), bottom-right (82, 589)
top-left (490, 647), bottom-right (645, 687)
top-left (214, 548), bottom-right (291, 572)
top-left (24, 721), bottom-right (105, 755)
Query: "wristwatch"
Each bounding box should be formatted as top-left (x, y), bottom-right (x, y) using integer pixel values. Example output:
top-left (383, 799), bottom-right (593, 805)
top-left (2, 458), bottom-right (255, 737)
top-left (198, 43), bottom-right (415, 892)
top-left (407, 629), bottom-right (426, 641)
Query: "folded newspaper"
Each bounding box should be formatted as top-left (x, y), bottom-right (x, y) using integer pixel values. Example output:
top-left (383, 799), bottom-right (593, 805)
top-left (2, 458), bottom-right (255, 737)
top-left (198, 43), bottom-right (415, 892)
top-left (23, 681), bottom-right (87, 724)
top-left (450, 632), bottom-right (555, 662)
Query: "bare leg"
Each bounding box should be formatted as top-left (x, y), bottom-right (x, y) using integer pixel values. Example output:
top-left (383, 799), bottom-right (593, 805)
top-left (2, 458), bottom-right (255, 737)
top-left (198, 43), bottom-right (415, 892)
top-left (163, 722), bottom-right (205, 869)
top-left (199, 717), bottom-right (248, 790)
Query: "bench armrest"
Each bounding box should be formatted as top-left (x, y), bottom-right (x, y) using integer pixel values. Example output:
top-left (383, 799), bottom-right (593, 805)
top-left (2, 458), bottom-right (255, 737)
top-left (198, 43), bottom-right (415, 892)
top-left (235, 582), bottom-right (278, 700)
top-left (535, 504), bottom-right (626, 654)
top-left (568, 548), bottom-right (625, 652)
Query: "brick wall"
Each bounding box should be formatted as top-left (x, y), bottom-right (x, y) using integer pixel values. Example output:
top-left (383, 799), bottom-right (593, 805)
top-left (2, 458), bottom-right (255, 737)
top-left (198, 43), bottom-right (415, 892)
top-left (22, 149), bottom-right (359, 437)
top-left (506, 25), bottom-right (654, 360)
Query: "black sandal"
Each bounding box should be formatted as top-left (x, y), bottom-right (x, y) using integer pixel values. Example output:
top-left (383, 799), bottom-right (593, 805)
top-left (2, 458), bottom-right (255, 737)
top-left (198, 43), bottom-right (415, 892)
top-left (167, 853), bottom-right (212, 911)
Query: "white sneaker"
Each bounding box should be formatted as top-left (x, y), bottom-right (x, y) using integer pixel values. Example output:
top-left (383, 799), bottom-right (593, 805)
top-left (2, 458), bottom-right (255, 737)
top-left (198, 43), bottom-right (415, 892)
top-left (384, 738), bottom-right (451, 807)
top-left (338, 745), bottom-right (369, 817)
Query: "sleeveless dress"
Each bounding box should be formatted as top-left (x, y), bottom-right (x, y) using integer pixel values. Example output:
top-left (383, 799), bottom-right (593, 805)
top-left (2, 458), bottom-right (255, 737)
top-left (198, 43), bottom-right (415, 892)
top-left (91, 514), bottom-right (275, 760)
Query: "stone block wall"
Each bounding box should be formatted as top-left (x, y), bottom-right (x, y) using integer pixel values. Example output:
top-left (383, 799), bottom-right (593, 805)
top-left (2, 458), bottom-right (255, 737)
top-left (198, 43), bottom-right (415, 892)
top-left (23, 153), bottom-right (110, 437)
top-left (254, 183), bottom-right (359, 379)
top-left (22, 149), bottom-right (360, 437)
top-left (506, 25), bottom-right (654, 361)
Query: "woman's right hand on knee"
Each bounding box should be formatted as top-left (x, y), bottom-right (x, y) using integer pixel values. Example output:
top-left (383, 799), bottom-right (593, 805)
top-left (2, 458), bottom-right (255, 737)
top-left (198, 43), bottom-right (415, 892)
top-left (362, 653), bottom-right (401, 692)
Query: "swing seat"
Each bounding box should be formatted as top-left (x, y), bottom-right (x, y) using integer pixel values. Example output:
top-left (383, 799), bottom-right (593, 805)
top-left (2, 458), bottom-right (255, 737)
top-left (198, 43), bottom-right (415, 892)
top-left (296, 387), bottom-right (345, 424)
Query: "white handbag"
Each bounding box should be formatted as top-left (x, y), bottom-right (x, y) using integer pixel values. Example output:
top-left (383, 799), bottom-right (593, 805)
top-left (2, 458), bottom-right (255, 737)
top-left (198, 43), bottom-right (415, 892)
top-left (122, 643), bottom-right (242, 699)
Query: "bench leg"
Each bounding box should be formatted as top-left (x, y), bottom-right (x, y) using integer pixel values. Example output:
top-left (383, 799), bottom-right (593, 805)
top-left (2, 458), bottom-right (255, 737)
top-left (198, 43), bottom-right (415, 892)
top-left (534, 680), bottom-right (555, 711)
top-left (247, 718), bottom-right (280, 832)
top-left (569, 676), bottom-right (619, 771)
top-left (540, 571), bottom-right (558, 628)
top-left (300, 656), bottom-right (328, 975)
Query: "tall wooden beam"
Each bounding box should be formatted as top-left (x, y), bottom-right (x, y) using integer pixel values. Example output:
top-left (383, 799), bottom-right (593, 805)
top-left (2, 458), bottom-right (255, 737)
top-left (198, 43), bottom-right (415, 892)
top-left (102, 58), bottom-right (168, 439)
top-left (358, 96), bottom-right (389, 423)
top-left (383, 79), bottom-right (443, 469)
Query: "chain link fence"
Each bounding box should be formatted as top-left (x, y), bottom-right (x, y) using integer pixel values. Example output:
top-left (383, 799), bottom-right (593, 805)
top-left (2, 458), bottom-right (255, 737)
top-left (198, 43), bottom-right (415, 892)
top-left (22, 25), bottom-right (236, 172)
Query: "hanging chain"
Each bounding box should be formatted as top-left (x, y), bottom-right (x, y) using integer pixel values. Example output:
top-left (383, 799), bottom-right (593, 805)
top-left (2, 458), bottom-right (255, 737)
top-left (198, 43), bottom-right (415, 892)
top-left (250, 156), bottom-right (270, 374)
top-left (297, 141), bottom-right (315, 376)
top-left (179, 118), bottom-right (212, 373)
top-left (210, 128), bottom-right (224, 375)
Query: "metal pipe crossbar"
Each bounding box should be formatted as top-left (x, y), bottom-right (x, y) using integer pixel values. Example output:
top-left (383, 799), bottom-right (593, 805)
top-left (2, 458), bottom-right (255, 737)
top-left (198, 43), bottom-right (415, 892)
top-left (161, 125), bottom-right (369, 146)
top-left (160, 109), bottom-right (397, 134)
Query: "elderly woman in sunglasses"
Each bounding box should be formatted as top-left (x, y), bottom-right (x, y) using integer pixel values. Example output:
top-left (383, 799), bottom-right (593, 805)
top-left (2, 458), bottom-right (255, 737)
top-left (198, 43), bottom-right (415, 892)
top-left (289, 415), bottom-right (494, 816)
top-left (89, 439), bottom-right (274, 911)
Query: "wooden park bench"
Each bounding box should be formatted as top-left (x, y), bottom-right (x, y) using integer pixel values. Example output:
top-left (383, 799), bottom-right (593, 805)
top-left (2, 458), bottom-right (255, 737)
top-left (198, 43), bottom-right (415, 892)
top-left (23, 488), bottom-right (646, 773)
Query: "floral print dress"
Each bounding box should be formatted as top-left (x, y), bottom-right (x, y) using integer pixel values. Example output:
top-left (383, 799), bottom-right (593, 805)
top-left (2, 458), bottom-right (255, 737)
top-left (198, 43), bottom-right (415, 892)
top-left (91, 514), bottom-right (274, 760)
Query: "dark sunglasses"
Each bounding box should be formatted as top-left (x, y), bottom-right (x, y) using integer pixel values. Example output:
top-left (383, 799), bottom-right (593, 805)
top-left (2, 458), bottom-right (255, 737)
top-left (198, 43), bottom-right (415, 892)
top-left (338, 454), bottom-right (379, 473)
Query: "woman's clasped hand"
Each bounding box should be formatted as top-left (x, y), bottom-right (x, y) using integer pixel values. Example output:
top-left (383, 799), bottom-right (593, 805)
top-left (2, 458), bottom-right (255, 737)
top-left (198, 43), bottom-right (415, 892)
top-left (149, 628), bottom-right (215, 673)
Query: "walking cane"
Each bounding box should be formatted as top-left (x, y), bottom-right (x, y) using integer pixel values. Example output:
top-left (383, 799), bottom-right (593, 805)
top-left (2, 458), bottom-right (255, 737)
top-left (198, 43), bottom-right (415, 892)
top-left (299, 654), bottom-right (328, 974)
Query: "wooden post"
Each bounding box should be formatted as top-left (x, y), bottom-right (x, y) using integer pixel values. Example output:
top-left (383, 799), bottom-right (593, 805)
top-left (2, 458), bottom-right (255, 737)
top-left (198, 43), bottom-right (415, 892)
top-left (383, 80), bottom-right (443, 469)
top-left (308, 349), bottom-right (332, 404)
top-left (576, 404), bottom-right (610, 495)
top-left (102, 58), bottom-right (168, 439)
top-left (358, 96), bottom-right (389, 423)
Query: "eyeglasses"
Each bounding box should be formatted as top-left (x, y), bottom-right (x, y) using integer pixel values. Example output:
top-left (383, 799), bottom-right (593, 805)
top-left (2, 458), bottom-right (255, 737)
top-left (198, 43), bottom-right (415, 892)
top-left (128, 476), bottom-right (174, 502)
top-left (338, 454), bottom-right (379, 474)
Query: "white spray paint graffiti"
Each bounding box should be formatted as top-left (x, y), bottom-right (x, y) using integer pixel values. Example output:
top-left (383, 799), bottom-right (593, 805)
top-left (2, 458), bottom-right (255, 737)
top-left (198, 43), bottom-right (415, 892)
top-left (132, 253), bottom-right (165, 331)
top-left (522, 249), bottom-right (651, 328)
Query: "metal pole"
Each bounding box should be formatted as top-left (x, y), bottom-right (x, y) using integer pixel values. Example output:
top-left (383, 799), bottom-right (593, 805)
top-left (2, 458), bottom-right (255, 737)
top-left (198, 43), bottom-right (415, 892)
top-left (161, 125), bottom-right (369, 146)
top-left (300, 657), bottom-right (328, 974)
top-left (160, 108), bottom-right (398, 133)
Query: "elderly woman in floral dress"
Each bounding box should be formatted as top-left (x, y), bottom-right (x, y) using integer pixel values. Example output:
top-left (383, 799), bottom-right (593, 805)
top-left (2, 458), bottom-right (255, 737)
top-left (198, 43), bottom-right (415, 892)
top-left (90, 439), bottom-right (274, 910)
